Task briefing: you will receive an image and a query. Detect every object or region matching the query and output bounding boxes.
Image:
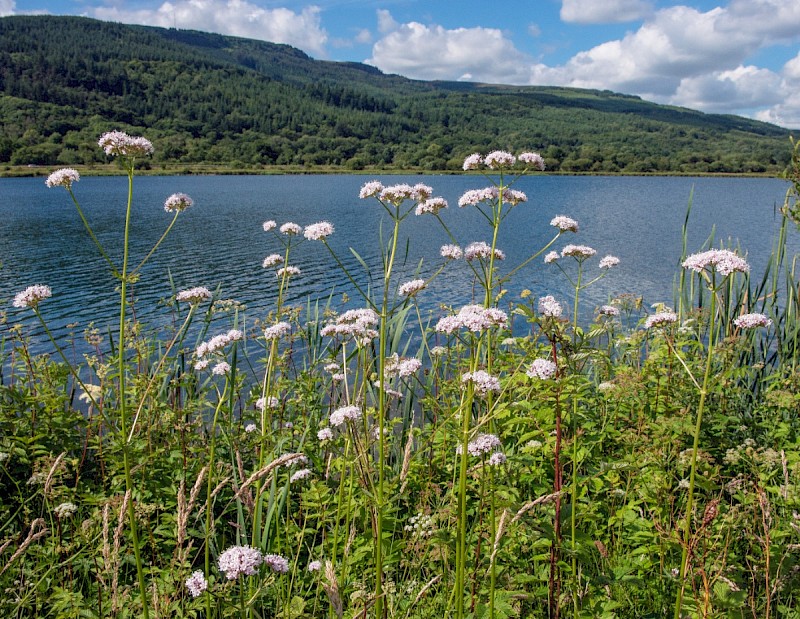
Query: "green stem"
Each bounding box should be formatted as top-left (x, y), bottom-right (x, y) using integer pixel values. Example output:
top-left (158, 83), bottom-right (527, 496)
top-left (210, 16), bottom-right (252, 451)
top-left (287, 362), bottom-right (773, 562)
top-left (204, 386), bottom-right (227, 619)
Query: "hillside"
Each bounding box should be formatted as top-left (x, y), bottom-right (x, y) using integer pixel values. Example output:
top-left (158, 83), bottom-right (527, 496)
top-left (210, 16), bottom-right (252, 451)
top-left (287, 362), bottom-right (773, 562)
top-left (0, 15), bottom-right (793, 174)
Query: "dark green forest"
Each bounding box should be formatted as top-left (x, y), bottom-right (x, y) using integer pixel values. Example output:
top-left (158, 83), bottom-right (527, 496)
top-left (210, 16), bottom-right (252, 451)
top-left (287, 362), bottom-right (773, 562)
top-left (0, 15), bottom-right (794, 174)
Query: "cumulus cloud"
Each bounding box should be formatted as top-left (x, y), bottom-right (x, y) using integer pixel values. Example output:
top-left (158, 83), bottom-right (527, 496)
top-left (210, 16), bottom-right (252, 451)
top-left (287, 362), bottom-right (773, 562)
top-left (91, 0), bottom-right (328, 57)
top-left (367, 12), bottom-right (532, 83)
top-left (0, 0), bottom-right (15, 16)
top-left (671, 66), bottom-right (785, 112)
top-left (560, 0), bottom-right (653, 24)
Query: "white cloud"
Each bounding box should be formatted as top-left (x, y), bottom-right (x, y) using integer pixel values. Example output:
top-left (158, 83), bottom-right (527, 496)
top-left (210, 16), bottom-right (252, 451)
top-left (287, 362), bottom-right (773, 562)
top-left (367, 11), bottom-right (532, 83)
top-left (671, 65), bottom-right (785, 112)
top-left (560, 0), bottom-right (653, 24)
top-left (91, 0), bottom-right (328, 57)
top-left (355, 28), bottom-right (372, 44)
top-left (754, 53), bottom-right (800, 128)
top-left (0, 0), bottom-right (15, 16)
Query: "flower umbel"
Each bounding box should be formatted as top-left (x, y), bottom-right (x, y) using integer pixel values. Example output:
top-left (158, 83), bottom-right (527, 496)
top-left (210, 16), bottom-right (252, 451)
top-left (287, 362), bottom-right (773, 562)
top-left (13, 285), bottom-right (52, 309)
top-left (45, 168), bottom-right (80, 190)
top-left (164, 193), bottom-right (193, 213)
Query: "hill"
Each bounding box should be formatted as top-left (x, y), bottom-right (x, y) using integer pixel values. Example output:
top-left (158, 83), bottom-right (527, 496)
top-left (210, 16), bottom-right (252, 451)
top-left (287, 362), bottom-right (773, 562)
top-left (0, 15), bottom-right (793, 174)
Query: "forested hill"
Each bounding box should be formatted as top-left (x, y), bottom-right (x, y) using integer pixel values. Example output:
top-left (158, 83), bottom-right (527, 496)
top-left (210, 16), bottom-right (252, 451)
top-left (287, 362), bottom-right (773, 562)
top-left (0, 15), bottom-right (794, 174)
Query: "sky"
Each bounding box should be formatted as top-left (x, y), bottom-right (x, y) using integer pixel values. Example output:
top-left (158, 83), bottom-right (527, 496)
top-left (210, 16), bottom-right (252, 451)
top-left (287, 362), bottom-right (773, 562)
top-left (3, 0), bottom-right (800, 128)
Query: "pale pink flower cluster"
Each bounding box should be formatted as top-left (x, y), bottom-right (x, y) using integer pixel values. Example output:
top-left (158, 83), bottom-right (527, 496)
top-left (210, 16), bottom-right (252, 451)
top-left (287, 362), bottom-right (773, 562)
top-left (308, 560), bottom-right (322, 572)
top-left (538, 295), bottom-right (562, 318)
top-left (733, 313), bottom-right (772, 329)
top-left (461, 370), bottom-right (501, 396)
top-left (218, 545), bottom-right (263, 580)
top-left (503, 189), bottom-right (528, 205)
top-left (264, 554), bottom-right (290, 573)
top-left (458, 187), bottom-right (498, 207)
top-left (263, 220), bottom-right (277, 232)
top-left (324, 362), bottom-right (340, 374)
top-left (330, 405), bottom-right (362, 427)
top-left (212, 361), bottom-right (230, 376)
top-left (304, 221), bottom-right (334, 240)
top-left (415, 197), bottom-right (449, 215)
top-left (13, 285), bottom-right (52, 309)
top-left (463, 153), bottom-right (483, 170)
top-left (527, 358), bottom-right (557, 380)
top-left (465, 241), bottom-right (505, 261)
top-left (317, 428), bottom-right (334, 441)
top-left (398, 279), bottom-right (426, 297)
top-left (440, 244), bottom-right (464, 260)
top-left (599, 255), bottom-right (620, 269)
top-left (276, 266), bottom-right (301, 278)
top-left (487, 452), bottom-right (507, 466)
top-left (262, 253), bottom-right (284, 268)
top-left (98, 131), bottom-right (154, 157)
top-left (550, 215), bottom-right (578, 232)
top-left (435, 304), bottom-right (508, 334)
top-left (176, 287), bottom-right (211, 304)
top-left (321, 308), bottom-right (379, 344)
top-left (465, 433), bottom-right (502, 457)
top-left (185, 570), bottom-right (208, 597)
top-left (384, 353), bottom-right (422, 378)
top-left (264, 321), bottom-right (292, 340)
top-left (280, 222), bottom-right (302, 235)
top-left (544, 251), bottom-right (559, 264)
top-left (359, 180), bottom-right (384, 199)
top-left (290, 468), bottom-right (313, 483)
top-left (256, 396), bottom-right (279, 411)
top-left (244, 422), bottom-right (257, 433)
top-left (598, 305), bottom-right (620, 317)
top-left (378, 183), bottom-right (433, 204)
top-left (519, 152), bottom-right (546, 170)
top-left (195, 329), bottom-right (244, 370)
top-left (561, 244), bottom-right (597, 259)
top-left (644, 311), bottom-right (678, 329)
top-left (484, 151), bottom-right (516, 168)
top-left (682, 249), bottom-right (750, 277)
top-left (164, 193), bottom-right (193, 213)
top-left (45, 168), bottom-right (80, 189)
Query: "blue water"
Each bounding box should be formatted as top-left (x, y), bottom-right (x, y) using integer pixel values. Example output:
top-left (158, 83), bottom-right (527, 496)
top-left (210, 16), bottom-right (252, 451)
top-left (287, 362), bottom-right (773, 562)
top-left (0, 173), bottom-right (795, 350)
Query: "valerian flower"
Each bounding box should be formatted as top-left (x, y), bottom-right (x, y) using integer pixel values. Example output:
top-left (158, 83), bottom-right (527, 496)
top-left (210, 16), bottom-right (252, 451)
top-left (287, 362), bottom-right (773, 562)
top-left (185, 571), bottom-right (208, 597)
top-left (733, 313), bottom-right (772, 329)
top-left (45, 168), bottom-right (80, 190)
top-left (164, 193), bottom-right (193, 213)
top-left (304, 221), bottom-right (334, 240)
top-left (682, 249), bottom-right (749, 277)
top-left (550, 215), bottom-right (578, 232)
top-left (98, 131), bottom-right (153, 157)
top-left (13, 285), bottom-right (52, 309)
top-left (218, 545), bottom-right (263, 580)
top-left (527, 358), bottom-right (557, 380)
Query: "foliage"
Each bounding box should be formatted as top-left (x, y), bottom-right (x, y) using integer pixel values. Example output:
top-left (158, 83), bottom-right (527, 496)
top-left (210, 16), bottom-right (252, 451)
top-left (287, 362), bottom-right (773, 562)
top-left (0, 15), bottom-right (794, 175)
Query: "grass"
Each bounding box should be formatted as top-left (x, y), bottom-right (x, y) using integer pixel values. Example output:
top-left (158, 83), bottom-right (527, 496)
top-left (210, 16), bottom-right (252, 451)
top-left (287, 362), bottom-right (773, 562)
top-left (1, 137), bottom-right (800, 619)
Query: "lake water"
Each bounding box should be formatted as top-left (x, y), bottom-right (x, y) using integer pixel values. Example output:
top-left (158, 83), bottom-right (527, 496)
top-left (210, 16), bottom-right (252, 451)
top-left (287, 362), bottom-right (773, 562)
top-left (1, 174), bottom-right (796, 350)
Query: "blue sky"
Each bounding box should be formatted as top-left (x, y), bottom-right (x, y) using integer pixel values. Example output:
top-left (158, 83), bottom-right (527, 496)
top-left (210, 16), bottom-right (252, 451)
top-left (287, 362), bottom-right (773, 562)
top-left (4, 0), bottom-right (800, 127)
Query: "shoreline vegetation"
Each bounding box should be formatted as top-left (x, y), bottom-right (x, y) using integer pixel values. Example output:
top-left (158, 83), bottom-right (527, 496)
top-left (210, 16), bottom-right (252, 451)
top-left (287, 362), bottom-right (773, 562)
top-left (2, 133), bottom-right (800, 619)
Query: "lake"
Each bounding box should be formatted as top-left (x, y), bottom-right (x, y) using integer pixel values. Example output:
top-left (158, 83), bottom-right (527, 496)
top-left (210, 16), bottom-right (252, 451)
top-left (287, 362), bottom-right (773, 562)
top-left (1, 173), bottom-right (796, 350)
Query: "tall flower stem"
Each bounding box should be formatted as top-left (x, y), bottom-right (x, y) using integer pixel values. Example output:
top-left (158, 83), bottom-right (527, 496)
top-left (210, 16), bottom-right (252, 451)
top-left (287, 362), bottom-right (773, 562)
top-left (204, 385), bottom-right (228, 619)
top-left (673, 284), bottom-right (717, 618)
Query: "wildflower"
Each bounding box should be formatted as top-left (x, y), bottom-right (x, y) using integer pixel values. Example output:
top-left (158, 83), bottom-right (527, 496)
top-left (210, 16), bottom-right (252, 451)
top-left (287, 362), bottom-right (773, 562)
top-left (280, 222), bottom-right (302, 235)
top-left (440, 244), bottom-right (463, 260)
top-left (430, 345), bottom-right (447, 356)
top-left (398, 279), bottom-right (426, 297)
top-left (195, 329), bottom-right (243, 358)
top-left (598, 381), bottom-right (615, 392)
top-left (599, 255), bottom-right (620, 269)
top-left (518, 152), bottom-right (546, 170)
top-left (538, 295), bottom-right (562, 318)
top-left (262, 253), bottom-right (284, 268)
top-left (304, 221), bottom-right (334, 240)
top-left (317, 428), bottom-right (334, 441)
top-left (644, 311), bottom-right (678, 329)
top-left (218, 545), bottom-right (263, 580)
top-left (544, 251), bottom-right (559, 264)
top-left (329, 405), bottom-right (362, 427)
top-left (561, 244), bottom-right (597, 260)
top-left (185, 571), bottom-right (208, 597)
top-left (411, 183), bottom-right (434, 201)
top-left (487, 452), bottom-right (507, 466)
top-left (290, 468), bottom-right (313, 483)
top-left (504, 189), bottom-right (528, 205)
top-left (212, 362), bottom-right (230, 375)
top-left (598, 305), bottom-right (620, 317)
top-left (465, 241), bottom-right (505, 261)
top-left (682, 249), bottom-right (749, 277)
top-left (264, 321), bottom-right (292, 340)
top-left (384, 353), bottom-right (422, 378)
top-left (678, 478), bottom-right (690, 489)
top-left (527, 358), bottom-right (557, 380)
top-left (484, 150), bottom-right (516, 168)
top-left (550, 215), bottom-right (578, 232)
top-left (244, 423), bottom-right (257, 433)
top-left (734, 313), bottom-right (772, 329)
top-left (194, 359), bottom-right (209, 371)
top-left (176, 287), bottom-right (211, 304)
top-left (380, 184), bottom-right (415, 204)
top-left (415, 197), bottom-right (449, 215)
top-left (463, 153), bottom-right (483, 170)
top-left (321, 308), bottom-right (379, 343)
top-left (45, 168), bottom-right (80, 190)
top-left (276, 266), bottom-right (301, 278)
top-left (359, 180), bottom-right (384, 199)
top-left (461, 370), bottom-right (501, 396)
top-left (466, 433), bottom-right (502, 457)
top-left (405, 512), bottom-right (436, 537)
top-left (264, 553), bottom-right (290, 573)
top-left (98, 131), bottom-right (154, 157)
top-left (164, 192), bottom-right (193, 213)
top-left (458, 187), bottom-right (498, 207)
top-left (256, 396), bottom-right (279, 411)
top-left (263, 220), bottom-right (277, 232)
top-left (435, 304), bottom-right (508, 334)
top-left (13, 285), bottom-right (52, 309)
top-left (324, 362), bottom-right (340, 373)
top-left (54, 502), bottom-right (78, 519)
top-left (308, 560), bottom-right (322, 572)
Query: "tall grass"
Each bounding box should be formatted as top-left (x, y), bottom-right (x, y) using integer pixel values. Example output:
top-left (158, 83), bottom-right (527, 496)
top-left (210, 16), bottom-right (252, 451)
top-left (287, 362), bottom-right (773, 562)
top-left (1, 137), bottom-right (799, 619)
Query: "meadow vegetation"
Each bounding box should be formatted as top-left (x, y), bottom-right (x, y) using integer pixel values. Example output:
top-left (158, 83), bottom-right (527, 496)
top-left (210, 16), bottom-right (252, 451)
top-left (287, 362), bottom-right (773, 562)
top-left (1, 135), bottom-right (800, 619)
